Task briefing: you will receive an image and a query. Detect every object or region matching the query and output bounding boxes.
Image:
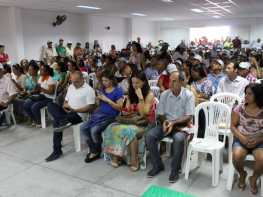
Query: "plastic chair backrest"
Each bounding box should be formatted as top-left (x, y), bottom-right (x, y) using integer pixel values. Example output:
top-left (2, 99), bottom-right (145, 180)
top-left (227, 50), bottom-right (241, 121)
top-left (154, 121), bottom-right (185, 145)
top-left (195, 102), bottom-right (231, 144)
top-left (210, 93), bottom-right (242, 125)
top-left (148, 80), bottom-right (158, 87)
top-left (150, 86), bottom-right (160, 99)
top-left (88, 73), bottom-right (97, 89)
top-left (82, 72), bottom-right (89, 82)
top-left (53, 80), bottom-right (59, 102)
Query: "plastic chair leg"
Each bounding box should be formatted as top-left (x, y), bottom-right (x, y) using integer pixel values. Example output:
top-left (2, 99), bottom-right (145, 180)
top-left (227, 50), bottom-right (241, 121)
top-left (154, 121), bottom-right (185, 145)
top-left (40, 108), bottom-right (46, 128)
top-left (184, 145), bottom-right (192, 180)
top-left (213, 150), bottom-right (220, 186)
top-left (226, 161), bottom-right (235, 190)
top-left (220, 150), bottom-right (223, 172)
top-left (228, 134), bottom-right (233, 164)
top-left (198, 152), bottom-right (203, 167)
top-left (261, 176), bottom-right (263, 196)
top-left (140, 150), bottom-right (147, 170)
top-left (212, 151), bottom-right (217, 186)
top-left (11, 111), bottom-right (16, 125)
top-left (203, 153), bottom-right (207, 159)
top-left (4, 112), bottom-right (11, 125)
top-left (181, 146), bottom-right (186, 173)
top-left (73, 124), bottom-right (81, 152)
top-left (166, 142), bottom-right (171, 157)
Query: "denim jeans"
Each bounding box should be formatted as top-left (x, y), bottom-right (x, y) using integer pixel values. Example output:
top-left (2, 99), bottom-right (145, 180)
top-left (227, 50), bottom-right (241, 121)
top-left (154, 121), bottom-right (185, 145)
top-left (23, 98), bottom-right (53, 124)
top-left (0, 111), bottom-right (6, 124)
top-left (80, 117), bottom-right (116, 154)
top-left (145, 124), bottom-right (188, 171)
top-left (47, 102), bottom-right (83, 152)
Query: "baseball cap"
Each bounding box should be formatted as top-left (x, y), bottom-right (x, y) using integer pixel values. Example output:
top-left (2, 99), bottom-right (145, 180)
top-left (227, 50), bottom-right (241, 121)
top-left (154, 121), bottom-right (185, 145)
top-left (205, 50), bottom-right (211, 54)
top-left (59, 38), bottom-right (63, 42)
top-left (198, 46), bottom-right (202, 49)
top-left (217, 45), bottom-right (222, 49)
top-left (128, 39), bottom-right (131, 42)
top-left (193, 55), bottom-right (202, 63)
top-left (224, 56), bottom-right (231, 60)
top-left (217, 49), bottom-right (221, 52)
top-left (0, 63), bottom-right (3, 69)
top-left (251, 51), bottom-right (257, 56)
top-left (167, 64), bottom-right (178, 74)
top-left (214, 59), bottom-right (224, 67)
top-left (211, 53), bottom-right (216, 58)
top-left (67, 41), bottom-right (72, 44)
top-left (117, 57), bottom-right (127, 62)
top-left (235, 34), bottom-right (239, 37)
top-left (239, 62), bottom-right (251, 70)
top-left (239, 52), bottom-right (247, 57)
top-left (179, 43), bottom-right (187, 49)
top-left (47, 40), bottom-right (52, 44)
top-left (230, 49), bottom-right (234, 52)
top-left (174, 60), bottom-right (182, 67)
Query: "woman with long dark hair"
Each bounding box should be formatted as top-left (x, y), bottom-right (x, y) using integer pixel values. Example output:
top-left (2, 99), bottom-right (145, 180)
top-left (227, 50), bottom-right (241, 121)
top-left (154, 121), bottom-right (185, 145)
top-left (129, 42), bottom-right (146, 71)
top-left (80, 70), bottom-right (123, 163)
top-left (23, 65), bottom-right (56, 129)
top-left (104, 70), bottom-right (156, 172)
top-left (20, 59), bottom-right (29, 76)
top-left (231, 83), bottom-right (263, 195)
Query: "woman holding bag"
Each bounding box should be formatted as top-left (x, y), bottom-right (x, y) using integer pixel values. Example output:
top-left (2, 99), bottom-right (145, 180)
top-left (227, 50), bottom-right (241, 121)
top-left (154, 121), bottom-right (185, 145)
top-left (103, 70), bottom-right (156, 172)
top-left (80, 70), bottom-right (123, 163)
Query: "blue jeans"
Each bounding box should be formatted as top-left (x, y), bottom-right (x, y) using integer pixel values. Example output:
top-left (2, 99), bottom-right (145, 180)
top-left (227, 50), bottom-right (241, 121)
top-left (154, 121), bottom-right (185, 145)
top-left (23, 98), bottom-right (53, 124)
top-left (47, 102), bottom-right (83, 152)
top-left (145, 124), bottom-right (188, 171)
top-left (81, 117), bottom-right (116, 154)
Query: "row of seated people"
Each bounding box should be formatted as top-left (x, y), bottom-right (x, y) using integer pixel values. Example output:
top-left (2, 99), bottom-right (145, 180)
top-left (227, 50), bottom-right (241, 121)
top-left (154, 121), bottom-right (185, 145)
top-left (0, 59), bottom-right (262, 193)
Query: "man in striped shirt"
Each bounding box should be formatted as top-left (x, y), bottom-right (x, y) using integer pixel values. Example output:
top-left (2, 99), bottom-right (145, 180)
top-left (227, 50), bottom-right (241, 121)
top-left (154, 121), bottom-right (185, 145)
top-left (238, 62), bottom-right (257, 84)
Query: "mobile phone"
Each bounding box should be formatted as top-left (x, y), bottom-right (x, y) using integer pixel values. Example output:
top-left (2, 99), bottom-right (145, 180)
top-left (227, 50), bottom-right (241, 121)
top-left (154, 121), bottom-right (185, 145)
top-left (63, 107), bottom-right (70, 110)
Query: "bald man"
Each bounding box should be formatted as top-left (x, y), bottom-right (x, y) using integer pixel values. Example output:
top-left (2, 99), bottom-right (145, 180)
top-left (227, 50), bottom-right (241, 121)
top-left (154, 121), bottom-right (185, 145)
top-left (146, 71), bottom-right (195, 183)
top-left (46, 71), bottom-right (95, 162)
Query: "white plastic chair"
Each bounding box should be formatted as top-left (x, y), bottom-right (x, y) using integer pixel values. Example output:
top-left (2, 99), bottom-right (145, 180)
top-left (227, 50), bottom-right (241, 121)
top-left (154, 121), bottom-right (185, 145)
top-left (210, 93), bottom-right (242, 163)
top-left (2, 104), bottom-right (16, 125)
top-left (227, 154), bottom-right (263, 196)
top-left (88, 73), bottom-right (98, 89)
top-left (40, 81), bottom-right (58, 128)
top-left (141, 97), bottom-right (159, 170)
top-left (184, 102), bottom-right (231, 186)
top-left (150, 86), bottom-right (160, 99)
top-left (82, 72), bottom-right (89, 83)
top-left (148, 80), bottom-right (158, 87)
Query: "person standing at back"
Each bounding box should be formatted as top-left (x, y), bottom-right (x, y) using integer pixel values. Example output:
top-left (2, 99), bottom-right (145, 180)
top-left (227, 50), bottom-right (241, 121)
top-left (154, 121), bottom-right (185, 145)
top-left (43, 41), bottom-right (58, 65)
top-left (56, 39), bottom-right (66, 62)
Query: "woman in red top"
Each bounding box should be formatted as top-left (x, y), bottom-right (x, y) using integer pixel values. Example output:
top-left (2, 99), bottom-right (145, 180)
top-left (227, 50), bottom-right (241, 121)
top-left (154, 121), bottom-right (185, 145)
top-left (158, 63), bottom-right (178, 93)
top-left (77, 58), bottom-right (87, 72)
top-left (0, 45), bottom-right (9, 64)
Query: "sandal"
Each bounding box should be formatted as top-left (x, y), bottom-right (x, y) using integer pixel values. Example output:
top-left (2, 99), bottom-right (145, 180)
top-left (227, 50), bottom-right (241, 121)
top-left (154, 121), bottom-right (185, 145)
top-left (130, 155), bottom-right (140, 172)
top-left (237, 170), bottom-right (247, 191)
top-left (249, 176), bottom-right (258, 196)
top-left (111, 155), bottom-right (119, 168)
top-left (34, 124), bottom-right (42, 129)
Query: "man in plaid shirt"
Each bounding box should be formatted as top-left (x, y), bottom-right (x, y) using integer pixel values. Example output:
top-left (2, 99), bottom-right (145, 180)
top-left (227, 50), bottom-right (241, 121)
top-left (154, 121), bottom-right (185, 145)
top-left (238, 62), bottom-right (257, 84)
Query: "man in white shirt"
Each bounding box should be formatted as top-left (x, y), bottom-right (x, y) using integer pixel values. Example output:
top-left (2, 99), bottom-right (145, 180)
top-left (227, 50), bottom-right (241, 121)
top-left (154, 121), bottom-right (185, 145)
top-left (43, 41), bottom-right (58, 65)
top-left (45, 71), bottom-right (95, 162)
top-left (65, 41), bottom-right (74, 58)
top-left (0, 63), bottom-right (18, 125)
top-left (217, 61), bottom-right (249, 101)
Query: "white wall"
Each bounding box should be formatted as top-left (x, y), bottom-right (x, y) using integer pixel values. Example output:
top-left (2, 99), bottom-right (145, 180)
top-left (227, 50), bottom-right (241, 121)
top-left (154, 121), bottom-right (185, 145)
top-left (21, 9), bottom-right (84, 61)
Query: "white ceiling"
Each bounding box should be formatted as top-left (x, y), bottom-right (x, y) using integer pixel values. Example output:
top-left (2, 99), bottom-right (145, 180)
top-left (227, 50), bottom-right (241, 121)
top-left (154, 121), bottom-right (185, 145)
top-left (0, 0), bottom-right (262, 21)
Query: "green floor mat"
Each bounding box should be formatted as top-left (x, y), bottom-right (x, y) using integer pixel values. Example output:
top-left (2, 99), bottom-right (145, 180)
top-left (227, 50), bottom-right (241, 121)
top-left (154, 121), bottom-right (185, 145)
top-left (142, 185), bottom-right (198, 197)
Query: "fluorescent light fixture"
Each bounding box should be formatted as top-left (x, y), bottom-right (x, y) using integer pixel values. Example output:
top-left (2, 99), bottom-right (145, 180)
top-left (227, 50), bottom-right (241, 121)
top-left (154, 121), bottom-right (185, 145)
top-left (191, 9), bottom-right (204, 13)
top-left (163, 18), bottom-right (174, 20)
top-left (212, 15), bottom-right (221, 18)
top-left (76, 5), bottom-right (101, 9)
top-left (131, 13), bottom-right (147, 16)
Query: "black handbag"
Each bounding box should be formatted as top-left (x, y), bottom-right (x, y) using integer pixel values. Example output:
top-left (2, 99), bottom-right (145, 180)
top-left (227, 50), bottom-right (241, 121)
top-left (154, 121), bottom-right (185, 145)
top-left (29, 94), bottom-right (46, 101)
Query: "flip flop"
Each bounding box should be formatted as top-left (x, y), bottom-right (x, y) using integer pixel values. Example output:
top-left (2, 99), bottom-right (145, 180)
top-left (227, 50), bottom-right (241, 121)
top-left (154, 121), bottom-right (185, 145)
top-left (237, 170), bottom-right (247, 191)
top-left (249, 176), bottom-right (258, 196)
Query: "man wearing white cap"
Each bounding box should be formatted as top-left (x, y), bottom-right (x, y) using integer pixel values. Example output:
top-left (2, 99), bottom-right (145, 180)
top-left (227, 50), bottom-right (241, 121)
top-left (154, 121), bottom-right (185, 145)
top-left (233, 35), bottom-right (241, 49)
top-left (126, 39), bottom-right (132, 51)
top-left (157, 43), bottom-right (170, 56)
top-left (239, 52), bottom-right (248, 63)
top-left (207, 59), bottom-right (226, 93)
top-left (43, 41), bottom-right (58, 65)
top-left (189, 41), bottom-right (196, 48)
top-left (0, 63), bottom-right (18, 125)
top-left (114, 57), bottom-right (127, 83)
top-left (238, 62), bottom-right (257, 84)
top-left (191, 55), bottom-right (202, 66)
top-left (217, 61), bottom-right (249, 101)
top-left (173, 43), bottom-right (187, 62)
top-left (65, 41), bottom-right (74, 58)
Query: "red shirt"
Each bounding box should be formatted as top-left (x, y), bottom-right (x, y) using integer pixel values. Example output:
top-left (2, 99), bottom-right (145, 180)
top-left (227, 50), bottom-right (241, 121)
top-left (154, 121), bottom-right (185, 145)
top-left (159, 74), bottom-right (169, 90)
top-left (0, 53), bottom-right (8, 63)
top-left (232, 39), bottom-right (241, 48)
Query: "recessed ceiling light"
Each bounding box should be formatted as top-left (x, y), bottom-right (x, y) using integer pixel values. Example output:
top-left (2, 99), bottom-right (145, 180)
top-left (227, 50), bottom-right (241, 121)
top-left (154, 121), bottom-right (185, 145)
top-left (160, 0), bottom-right (174, 2)
top-left (191, 9), bottom-right (204, 13)
top-left (163, 18), bottom-right (174, 20)
top-left (76, 5), bottom-right (101, 9)
top-left (131, 13), bottom-right (147, 16)
top-left (212, 15), bottom-right (221, 18)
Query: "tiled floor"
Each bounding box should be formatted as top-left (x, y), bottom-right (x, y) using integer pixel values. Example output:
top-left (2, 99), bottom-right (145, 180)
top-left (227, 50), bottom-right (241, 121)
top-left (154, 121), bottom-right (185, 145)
top-left (0, 122), bottom-right (258, 197)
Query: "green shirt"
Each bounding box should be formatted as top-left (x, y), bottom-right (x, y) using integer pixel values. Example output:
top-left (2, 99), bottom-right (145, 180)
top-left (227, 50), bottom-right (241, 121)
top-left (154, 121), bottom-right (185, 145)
top-left (56, 45), bottom-right (66, 62)
top-left (223, 42), bottom-right (233, 48)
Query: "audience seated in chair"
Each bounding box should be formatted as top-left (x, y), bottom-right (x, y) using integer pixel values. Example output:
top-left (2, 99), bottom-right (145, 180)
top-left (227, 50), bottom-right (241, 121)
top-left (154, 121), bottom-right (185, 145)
top-left (146, 71), bottom-right (195, 183)
top-left (104, 71), bottom-right (155, 172)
